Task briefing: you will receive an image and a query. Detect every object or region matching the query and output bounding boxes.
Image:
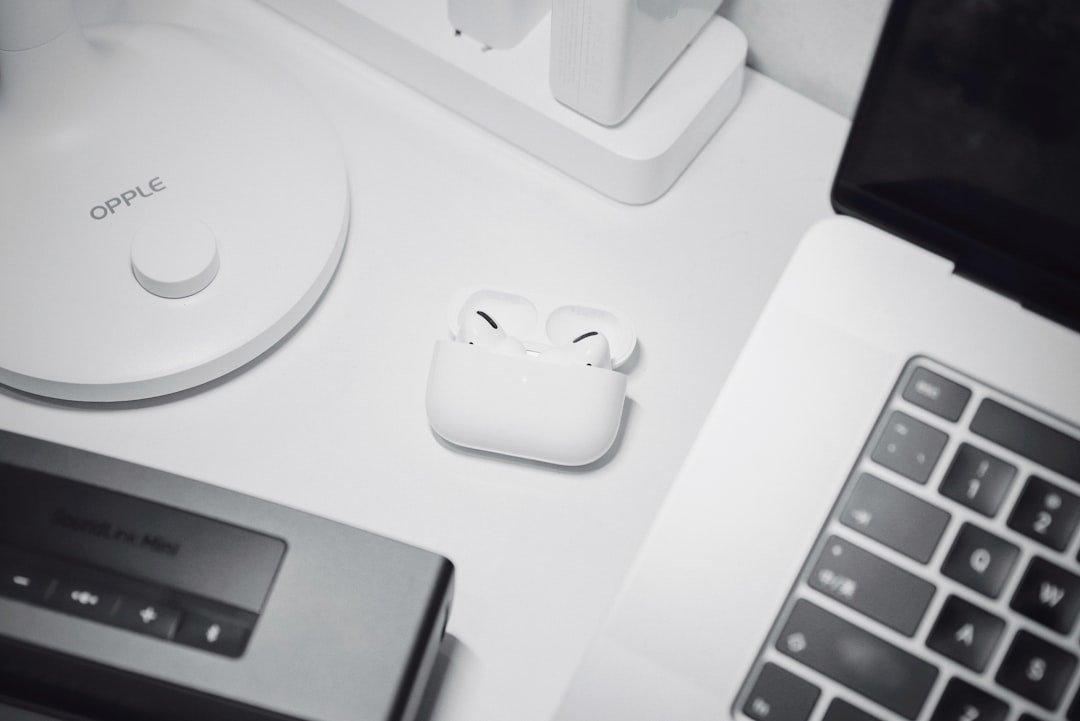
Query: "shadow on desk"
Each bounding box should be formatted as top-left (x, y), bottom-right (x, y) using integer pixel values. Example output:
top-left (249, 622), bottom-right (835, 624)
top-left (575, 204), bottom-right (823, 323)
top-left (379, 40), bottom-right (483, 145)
top-left (415, 634), bottom-right (460, 721)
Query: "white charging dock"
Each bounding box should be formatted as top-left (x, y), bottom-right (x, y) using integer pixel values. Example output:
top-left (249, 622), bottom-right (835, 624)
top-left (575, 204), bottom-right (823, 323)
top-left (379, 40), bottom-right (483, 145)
top-left (259, 0), bottom-right (747, 204)
top-left (0, 10), bottom-right (350, 402)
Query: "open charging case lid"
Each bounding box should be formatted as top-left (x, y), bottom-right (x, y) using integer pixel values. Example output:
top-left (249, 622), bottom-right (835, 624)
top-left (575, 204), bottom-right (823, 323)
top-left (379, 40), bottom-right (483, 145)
top-left (445, 287), bottom-right (637, 364)
top-left (426, 288), bottom-right (637, 466)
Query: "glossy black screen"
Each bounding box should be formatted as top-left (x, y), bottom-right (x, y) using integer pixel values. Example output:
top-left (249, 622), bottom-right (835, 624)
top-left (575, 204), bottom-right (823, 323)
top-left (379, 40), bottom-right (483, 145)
top-left (833, 0), bottom-right (1080, 328)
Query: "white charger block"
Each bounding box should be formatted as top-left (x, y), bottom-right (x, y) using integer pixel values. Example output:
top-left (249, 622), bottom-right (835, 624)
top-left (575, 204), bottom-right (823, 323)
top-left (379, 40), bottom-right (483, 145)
top-left (550, 0), bottom-right (724, 126)
top-left (426, 288), bottom-right (637, 466)
top-left (258, 0), bottom-right (747, 204)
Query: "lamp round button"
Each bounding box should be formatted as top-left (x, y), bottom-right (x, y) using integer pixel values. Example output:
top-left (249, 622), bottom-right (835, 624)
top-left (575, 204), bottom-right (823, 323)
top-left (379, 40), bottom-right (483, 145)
top-left (131, 216), bottom-right (220, 298)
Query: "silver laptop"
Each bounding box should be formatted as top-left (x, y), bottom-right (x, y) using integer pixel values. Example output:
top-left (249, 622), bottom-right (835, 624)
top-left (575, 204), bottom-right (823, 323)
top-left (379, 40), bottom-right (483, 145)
top-left (555, 2), bottom-right (1080, 721)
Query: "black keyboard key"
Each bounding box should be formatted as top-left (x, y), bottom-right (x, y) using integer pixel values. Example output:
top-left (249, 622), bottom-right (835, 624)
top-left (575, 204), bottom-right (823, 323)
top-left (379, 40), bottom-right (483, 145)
top-left (1010, 557), bottom-right (1080, 634)
top-left (929, 678), bottom-right (1008, 721)
top-left (840, 474), bottom-right (950, 563)
top-left (1008, 477), bottom-right (1080, 552)
top-left (971, 399), bottom-right (1080, 485)
top-left (822, 698), bottom-right (881, 721)
top-left (926, 595), bottom-right (1006, 672)
top-left (996, 630), bottom-right (1077, 710)
top-left (939, 444), bottom-right (1016, 517)
top-left (742, 663), bottom-right (820, 721)
top-left (1068, 689), bottom-right (1080, 721)
top-left (941, 523), bottom-right (1020, 598)
top-left (903, 367), bottom-right (972, 422)
top-left (871, 411), bottom-right (949, 484)
top-left (776, 599), bottom-right (938, 720)
top-left (809, 536), bottom-right (935, 636)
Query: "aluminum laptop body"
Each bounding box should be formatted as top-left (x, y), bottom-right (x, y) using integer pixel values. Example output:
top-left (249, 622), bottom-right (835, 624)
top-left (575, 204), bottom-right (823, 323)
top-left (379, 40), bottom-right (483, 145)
top-left (556, 2), bottom-right (1080, 721)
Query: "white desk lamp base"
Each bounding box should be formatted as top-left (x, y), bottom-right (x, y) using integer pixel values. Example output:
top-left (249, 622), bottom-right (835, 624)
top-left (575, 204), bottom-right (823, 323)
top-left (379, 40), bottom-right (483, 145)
top-left (0, 11), bottom-right (350, 402)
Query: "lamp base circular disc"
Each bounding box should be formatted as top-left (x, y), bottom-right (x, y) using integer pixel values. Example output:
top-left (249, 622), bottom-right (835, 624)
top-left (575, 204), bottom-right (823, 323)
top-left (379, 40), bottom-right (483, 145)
top-left (0, 23), bottom-right (350, 401)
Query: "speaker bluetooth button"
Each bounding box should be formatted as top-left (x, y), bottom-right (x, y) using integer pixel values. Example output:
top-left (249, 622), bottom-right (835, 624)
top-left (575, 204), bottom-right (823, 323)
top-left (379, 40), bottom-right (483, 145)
top-left (46, 580), bottom-right (121, 621)
top-left (175, 614), bottom-right (249, 657)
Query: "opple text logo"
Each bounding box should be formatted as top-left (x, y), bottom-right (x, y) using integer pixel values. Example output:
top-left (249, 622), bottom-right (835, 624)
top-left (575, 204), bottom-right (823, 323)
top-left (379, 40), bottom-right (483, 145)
top-left (90, 177), bottom-right (167, 220)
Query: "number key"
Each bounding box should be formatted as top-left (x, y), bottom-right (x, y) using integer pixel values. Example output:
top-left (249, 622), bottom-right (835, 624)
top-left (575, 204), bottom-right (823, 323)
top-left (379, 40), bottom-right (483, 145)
top-left (939, 444), bottom-right (1016, 517)
top-left (1008, 477), bottom-right (1080, 552)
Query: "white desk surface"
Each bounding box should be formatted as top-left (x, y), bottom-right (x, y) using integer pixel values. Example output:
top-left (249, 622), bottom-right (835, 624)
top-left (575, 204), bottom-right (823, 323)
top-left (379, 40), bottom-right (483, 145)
top-left (0, 2), bottom-right (849, 719)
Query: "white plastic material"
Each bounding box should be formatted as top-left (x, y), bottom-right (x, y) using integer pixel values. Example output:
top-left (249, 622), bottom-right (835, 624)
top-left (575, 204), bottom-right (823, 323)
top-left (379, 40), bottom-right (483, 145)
top-left (550, 0), bottom-right (724, 126)
top-left (446, 287), bottom-right (637, 367)
top-left (0, 15), bottom-right (350, 401)
top-left (447, 0), bottom-right (549, 50)
top-left (426, 288), bottom-right (637, 466)
top-left (258, 0), bottom-right (746, 204)
top-left (130, 216), bottom-right (220, 299)
top-left (0, 0), bottom-right (75, 51)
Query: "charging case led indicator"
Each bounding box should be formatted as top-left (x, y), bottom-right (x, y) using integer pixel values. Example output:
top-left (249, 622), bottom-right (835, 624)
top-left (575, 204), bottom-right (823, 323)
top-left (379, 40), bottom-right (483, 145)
top-left (425, 288), bottom-right (637, 467)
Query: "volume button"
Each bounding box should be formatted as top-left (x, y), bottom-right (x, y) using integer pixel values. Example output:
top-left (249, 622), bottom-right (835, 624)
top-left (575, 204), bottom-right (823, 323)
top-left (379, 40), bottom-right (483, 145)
top-left (0, 563), bottom-right (54, 604)
top-left (112, 596), bottom-right (183, 640)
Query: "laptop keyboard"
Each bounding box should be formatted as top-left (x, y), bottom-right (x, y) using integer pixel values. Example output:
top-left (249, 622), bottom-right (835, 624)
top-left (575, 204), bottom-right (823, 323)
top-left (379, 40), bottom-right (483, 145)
top-left (735, 357), bottom-right (1080, 721)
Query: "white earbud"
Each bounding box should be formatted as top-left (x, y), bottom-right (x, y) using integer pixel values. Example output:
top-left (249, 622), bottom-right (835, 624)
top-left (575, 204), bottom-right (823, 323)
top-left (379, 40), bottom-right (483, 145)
top-left (540, 331), bottom-right (613, 369)
top-left (456, 310), bottom-right (526, 356)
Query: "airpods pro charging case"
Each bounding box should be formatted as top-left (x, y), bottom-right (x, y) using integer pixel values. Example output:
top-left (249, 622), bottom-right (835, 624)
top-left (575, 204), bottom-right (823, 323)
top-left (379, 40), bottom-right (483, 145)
top-left (425, 288), bottom-right (636, 466)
